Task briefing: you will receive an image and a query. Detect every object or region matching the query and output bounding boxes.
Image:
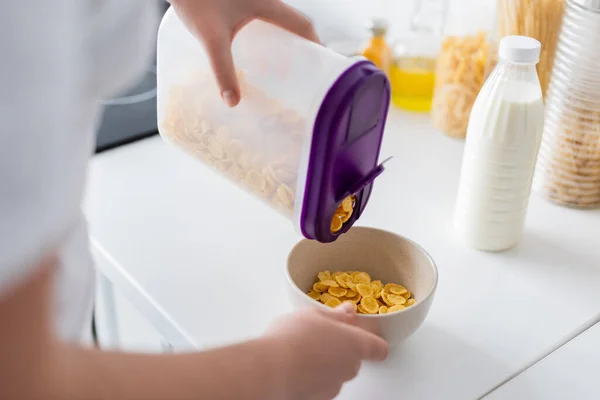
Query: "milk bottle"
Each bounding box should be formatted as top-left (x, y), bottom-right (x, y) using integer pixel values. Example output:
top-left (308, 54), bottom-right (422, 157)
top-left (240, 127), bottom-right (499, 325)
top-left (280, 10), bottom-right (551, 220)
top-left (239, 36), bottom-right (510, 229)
top-left (455, 36), bottom-right (544, 251)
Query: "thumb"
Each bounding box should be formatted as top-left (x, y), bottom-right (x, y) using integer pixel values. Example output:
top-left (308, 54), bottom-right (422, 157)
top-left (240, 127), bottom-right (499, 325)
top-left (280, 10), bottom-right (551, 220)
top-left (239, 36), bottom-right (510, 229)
top-left (202, 27), bottom-right (240, 107)
top-left (320, 302), bottom-right (357, 325)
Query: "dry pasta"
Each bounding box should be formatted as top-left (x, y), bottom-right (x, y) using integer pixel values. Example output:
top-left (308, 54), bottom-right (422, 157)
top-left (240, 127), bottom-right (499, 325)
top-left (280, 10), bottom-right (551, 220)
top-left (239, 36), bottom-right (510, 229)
top-left (432, 32), bottom-right (497, 138)
top-left (497, 0), bottom-right (565, 98)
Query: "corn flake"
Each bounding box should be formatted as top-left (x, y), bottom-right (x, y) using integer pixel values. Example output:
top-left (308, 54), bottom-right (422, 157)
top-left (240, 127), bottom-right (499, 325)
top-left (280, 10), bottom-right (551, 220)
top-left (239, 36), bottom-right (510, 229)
top-left (308, 290), bottom-right (321, 300)
top-left (330, 216), bottom-right (343, 233)
top-left (341, 207), bottom-right (353, 223)
top-left (328, 287), bottom-right (348, 298)
top-left (360, 296), bottom-right (379, 314)
top-left (381, 292), bottom-right (393, 306)
top-left (371, 283), bottom-right (382, 297)
top-left (335, 273), bottom-right (351, 288)
top-left (313, 282), bottom-right (328, 293)
top-left (390, 285), bottom-right (408, 296)
top-left (324, 298), bottom-right (342, 308)
top-left (371, 280), bottom-right (383, 290)
top-left (386, 294), bottom-right (407, 306)
top-left (332, 271), bottom-right (344, 280)
top-left (353, 272), bottom-right (371, 284)
top-left (342, 196), bottom-right (354, 212)
top-left (318, 271), bottom-right (332, 282)
top-left (356, 283), bottom-right (375, 298)
top-left (347, 294), bottom-right (361, 304)
top-left (330, 195), bottom-right (356, 233)
top-left (320, 280), bottom-right (339, 288)
top-left (320, 293), bottom-right (334, 303)
top-left (307, 270), bottom-right (416, 314)
top-left (357, 304), bottom-right (369, 314)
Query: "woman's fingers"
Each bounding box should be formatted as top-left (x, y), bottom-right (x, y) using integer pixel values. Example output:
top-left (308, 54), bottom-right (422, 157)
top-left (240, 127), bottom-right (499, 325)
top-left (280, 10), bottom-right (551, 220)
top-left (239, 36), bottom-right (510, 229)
top-left (319, 303), bottom-right (388, 361)
top-left (191, 17), bottom-right (239, 107)
top-left (176, 0), bottom-right (319, 108)
top-left (202, 28), bottom-right (239, 107)
top-left (319, 302), bottom-right (357, 324)
top-left (259, 2), bottom-right (320, 43)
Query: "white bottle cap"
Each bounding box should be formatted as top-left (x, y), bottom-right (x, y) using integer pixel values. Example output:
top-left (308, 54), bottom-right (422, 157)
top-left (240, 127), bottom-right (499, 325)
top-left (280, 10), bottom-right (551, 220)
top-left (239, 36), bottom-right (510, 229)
top-left (499, 35), bottom-right (541, 64)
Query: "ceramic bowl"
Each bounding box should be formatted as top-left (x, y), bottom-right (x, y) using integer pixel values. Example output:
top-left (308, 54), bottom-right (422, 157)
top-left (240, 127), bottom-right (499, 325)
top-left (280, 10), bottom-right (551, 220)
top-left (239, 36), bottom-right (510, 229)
top-left (286, 227), bottom-right (438, 347)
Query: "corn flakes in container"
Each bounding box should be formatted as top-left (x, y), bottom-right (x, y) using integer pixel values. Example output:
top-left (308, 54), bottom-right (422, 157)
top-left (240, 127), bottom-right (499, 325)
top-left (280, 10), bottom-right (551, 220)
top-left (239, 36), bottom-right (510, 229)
top-left (157, 8), bottom-right (391, 242)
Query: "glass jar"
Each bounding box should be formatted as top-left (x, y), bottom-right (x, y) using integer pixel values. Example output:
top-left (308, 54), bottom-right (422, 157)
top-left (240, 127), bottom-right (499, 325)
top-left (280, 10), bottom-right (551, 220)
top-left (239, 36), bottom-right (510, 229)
top-left (157, 8), bottom-right (392, 242)
top-left (431, 0), bottom-right (498, 138)
top-left (534, 0), bottom-right (600, 208)
top-left (497, 0), bottom-right (566, 99)
top-left (390, 0), bottom-right (447, 112)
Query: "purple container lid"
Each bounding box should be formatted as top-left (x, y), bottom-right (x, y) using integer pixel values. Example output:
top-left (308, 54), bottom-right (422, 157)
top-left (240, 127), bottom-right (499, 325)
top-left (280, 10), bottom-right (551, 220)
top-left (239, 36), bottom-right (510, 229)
top-left (300, 60), bottom-right (391, 243)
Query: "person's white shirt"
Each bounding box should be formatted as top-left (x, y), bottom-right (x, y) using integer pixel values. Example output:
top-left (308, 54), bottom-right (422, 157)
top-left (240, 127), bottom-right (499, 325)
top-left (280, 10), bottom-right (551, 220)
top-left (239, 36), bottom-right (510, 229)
top-left (0, 0), bottom-right (159, 341)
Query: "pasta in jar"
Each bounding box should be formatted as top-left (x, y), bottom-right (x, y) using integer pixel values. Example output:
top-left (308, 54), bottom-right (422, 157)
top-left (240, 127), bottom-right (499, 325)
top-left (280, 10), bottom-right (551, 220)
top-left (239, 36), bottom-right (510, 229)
top-left (431, 32), bottom-right (497, 138)
top-left (497, 0), bottom-right (565, 99)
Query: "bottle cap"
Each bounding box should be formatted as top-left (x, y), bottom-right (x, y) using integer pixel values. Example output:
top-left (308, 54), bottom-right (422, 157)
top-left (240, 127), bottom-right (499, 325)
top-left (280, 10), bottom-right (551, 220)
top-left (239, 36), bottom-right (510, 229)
top-left (499, 35), bottom-right (541, 64)
top-left (367, 18), bottom-right (389, 36)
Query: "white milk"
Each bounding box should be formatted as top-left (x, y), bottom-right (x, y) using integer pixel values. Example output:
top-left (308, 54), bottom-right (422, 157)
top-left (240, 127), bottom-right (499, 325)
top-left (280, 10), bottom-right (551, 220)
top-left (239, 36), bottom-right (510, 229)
top-left (454, 36), bottom-right (544, 251)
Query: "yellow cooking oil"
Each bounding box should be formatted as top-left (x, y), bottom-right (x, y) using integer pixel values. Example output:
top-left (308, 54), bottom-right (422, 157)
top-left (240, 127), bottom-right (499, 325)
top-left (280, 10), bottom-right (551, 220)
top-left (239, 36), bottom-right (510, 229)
top-left (390, 56), bottom-right (436, 113)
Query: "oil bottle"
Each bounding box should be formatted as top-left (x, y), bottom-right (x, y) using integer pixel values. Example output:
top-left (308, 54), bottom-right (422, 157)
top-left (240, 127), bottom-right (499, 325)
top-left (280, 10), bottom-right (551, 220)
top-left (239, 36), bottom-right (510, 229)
top-left (390, 0), bottom-right (447, 112)
top-left (361, 18), bottom-right (393, 75)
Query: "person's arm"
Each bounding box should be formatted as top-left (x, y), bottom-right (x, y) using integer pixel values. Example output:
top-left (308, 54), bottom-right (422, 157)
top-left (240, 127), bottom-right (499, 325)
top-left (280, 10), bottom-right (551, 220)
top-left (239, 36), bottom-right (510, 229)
top-left (2, 255), bottom-right (387, 400)
top-left (1, 257), bottom-right (289, 400)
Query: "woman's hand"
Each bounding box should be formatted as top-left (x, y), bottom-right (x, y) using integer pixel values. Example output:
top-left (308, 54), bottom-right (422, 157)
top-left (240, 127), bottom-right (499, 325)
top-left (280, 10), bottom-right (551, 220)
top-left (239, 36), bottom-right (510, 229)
top-left (265, 303), bottom-right (389, 400)
top-left (170, 0), bottom-right (319, 107)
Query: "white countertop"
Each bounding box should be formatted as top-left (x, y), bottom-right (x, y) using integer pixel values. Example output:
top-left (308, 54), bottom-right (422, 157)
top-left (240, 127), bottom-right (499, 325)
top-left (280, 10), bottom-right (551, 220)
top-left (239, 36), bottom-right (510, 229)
top-left (486, 322), bottom-right (600, 399)
top-left (85, 110), bottom-right (600, 399)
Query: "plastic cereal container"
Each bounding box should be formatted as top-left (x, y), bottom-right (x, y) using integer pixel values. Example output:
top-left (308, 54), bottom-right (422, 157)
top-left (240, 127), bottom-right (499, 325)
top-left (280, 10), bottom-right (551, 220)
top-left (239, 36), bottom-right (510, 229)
top-left (534, 0), bottom-right (600, 208)
top-left (156, 8), bottom-right (391, 242)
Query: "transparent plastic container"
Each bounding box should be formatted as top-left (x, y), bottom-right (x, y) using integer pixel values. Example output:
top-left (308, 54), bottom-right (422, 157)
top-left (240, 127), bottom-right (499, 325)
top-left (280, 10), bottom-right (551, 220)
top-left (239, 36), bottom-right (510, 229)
top-left (455, 36), bottom-right (544, 251)
top-left (431, 0), bottom-right (498, 138)
top-left (157, 9), bottom-right (391, 242)
top-left (534, 0), bottom-right (600, 209)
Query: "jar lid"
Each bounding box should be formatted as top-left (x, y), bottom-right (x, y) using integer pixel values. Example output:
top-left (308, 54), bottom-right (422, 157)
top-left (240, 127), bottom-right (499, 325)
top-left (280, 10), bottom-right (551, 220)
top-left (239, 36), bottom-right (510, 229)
top-left (300, 61), bottom-right (391, 243)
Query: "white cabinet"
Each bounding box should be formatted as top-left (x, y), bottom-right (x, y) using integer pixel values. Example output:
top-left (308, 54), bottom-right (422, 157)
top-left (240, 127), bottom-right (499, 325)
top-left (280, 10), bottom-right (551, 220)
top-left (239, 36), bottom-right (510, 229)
top-left (92, 244), bottom-right (170, 353)
top-left (95, 275), bottom-right (167, 353)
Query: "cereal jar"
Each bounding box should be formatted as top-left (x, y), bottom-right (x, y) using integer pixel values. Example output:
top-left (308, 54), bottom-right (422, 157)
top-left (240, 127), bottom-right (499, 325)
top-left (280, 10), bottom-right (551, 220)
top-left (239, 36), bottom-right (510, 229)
top-left (157, 8), bottom-right (391, 242)
top-left (534, 0), bottom-right (600, 208)
top-left (431, 0), bottom-right (498, 138)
